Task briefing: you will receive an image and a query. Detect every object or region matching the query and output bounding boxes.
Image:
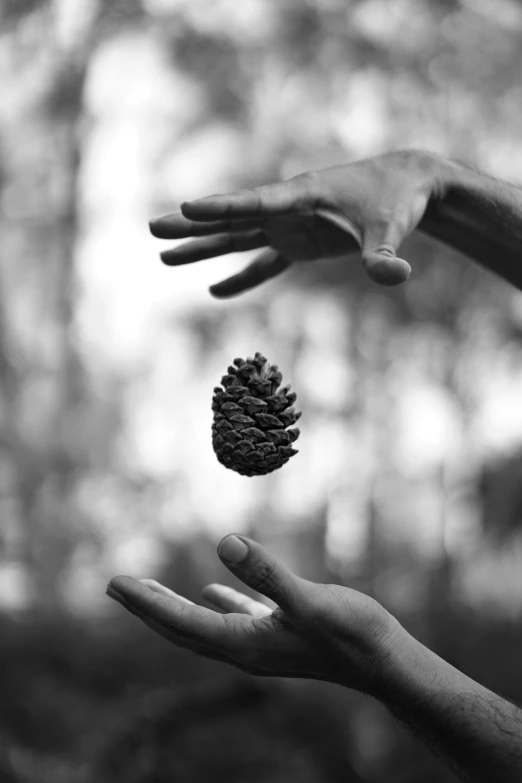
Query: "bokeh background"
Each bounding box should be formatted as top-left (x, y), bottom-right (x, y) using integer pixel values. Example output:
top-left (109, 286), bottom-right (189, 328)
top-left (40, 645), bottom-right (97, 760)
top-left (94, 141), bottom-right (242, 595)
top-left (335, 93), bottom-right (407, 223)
top-left (1, 0), bottom-right (522, 781)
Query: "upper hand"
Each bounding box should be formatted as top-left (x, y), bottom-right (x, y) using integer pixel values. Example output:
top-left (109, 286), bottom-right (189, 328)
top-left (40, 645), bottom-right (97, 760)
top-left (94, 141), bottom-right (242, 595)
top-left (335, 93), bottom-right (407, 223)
top-left (107, 534), bottom-right (403, 696)
top-left (149, 149), bottom-right (441, 296)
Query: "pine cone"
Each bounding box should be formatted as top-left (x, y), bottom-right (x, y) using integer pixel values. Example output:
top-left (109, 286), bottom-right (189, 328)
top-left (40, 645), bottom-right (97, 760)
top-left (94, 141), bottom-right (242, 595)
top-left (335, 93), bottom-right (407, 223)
top-left (212, 352), bottom-right (301, 476)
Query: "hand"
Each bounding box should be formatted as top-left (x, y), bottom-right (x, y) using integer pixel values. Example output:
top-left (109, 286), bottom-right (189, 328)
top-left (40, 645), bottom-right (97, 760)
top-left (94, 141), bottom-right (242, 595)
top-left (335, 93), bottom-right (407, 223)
top-left (107, 534), bottom-right (404, 696)
top-left (149, 149), bottom-right (444, 295)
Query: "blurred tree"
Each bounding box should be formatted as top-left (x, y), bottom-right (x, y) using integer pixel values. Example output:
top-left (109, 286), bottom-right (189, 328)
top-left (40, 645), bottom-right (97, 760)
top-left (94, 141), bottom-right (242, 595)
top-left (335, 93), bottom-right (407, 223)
top-left (1, 0), bottom-right (522, 781)
top-left (479, 448), bottom-right (522, 541)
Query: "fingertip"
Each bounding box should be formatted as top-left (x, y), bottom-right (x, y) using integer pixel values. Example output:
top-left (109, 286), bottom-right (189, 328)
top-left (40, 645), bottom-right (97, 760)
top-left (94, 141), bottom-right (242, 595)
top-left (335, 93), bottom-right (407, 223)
top-left (108, 574), bottom-right (133, 592)
top-left (160, 251), bottom-right (177, 266)
top-left (209, 283), bottom-right (226, 298)
top-left (107, 575), bottom-right (138, 603)
top-left (180, 201), bottom-right (192, 219)
top-left (209, 285), bottom-right (233, 299)
top-left (209, 280), bottom-right (246, 298)
top-left (181, 199), bottom-right (205, 218)
top-left (148, 218), bottom-right (163, 238)
top-left (139, 578), bottom-right (160, 588)
top-left (201, 583), bottom-right (225, 601)
top-left (201, 582), bottom-right (217, 594)
top-left (217, 534), bottom-right (249, 564)
top-left (363, 254), bottom-right (411, 286)
top-left (181, 196), bottom-right (225, 220)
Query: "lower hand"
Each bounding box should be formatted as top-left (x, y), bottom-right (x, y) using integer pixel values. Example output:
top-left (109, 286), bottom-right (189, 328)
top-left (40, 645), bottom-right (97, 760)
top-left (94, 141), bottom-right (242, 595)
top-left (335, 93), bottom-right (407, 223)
top-left (107, 535), bottom-right (403, 696)
top-left (149, 149), bottom-right (446, 295)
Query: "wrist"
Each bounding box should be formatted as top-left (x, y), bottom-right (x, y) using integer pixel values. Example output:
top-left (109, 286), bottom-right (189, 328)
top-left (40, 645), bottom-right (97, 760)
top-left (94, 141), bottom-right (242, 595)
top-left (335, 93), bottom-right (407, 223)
top-left (366, 624), bottom-right (522, 783)
top-left (370, 627), bottom-right (456, 707)
top-left (405, 149), bottom-right (466, 202)
top-left (418, 151), bottom-right (495, 229)
top-left (333, 618), bottom-right (420, 699)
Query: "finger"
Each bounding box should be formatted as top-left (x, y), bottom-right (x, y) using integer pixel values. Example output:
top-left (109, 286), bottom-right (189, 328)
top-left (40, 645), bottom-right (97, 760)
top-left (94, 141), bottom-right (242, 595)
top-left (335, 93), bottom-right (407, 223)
top-left (139, 579), bottom-right (194, 605)
top-left (216, 535), bottom-right (305, 612)
top-left (108, 576), bottom-right (230, 649)
top-left (210, 249), bottom-right (291, 298)
top-left (149, 214), bottom-right (263, 239)
top-left (181, 176), bottom-right (312, 221)
top-left (202, 583), bottom-right (272, 617)
top-left (160, 230), bottom-right (266, 266)
top-left (361, 219), bottom-right (412, 287)
top-left (114, 591), bottom-right (240, 666)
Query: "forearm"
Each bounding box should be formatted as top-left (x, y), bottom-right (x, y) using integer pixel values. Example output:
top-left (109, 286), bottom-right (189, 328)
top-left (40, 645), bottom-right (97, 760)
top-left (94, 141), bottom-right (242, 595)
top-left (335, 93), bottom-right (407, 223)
top-left (374, 631), bottom-right (522, 782)
top-left (419, 155), bottom-right (522, 290)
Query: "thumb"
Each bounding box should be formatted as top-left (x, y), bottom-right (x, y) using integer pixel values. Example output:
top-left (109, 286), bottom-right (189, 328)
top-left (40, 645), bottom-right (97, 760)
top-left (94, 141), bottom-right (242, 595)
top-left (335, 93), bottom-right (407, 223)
top-left (360, 193), bottom-right (430, 286)
top-left (217, 534), bottom-right (304, 611)
top-left (361, 229), bottom-right (411, 287)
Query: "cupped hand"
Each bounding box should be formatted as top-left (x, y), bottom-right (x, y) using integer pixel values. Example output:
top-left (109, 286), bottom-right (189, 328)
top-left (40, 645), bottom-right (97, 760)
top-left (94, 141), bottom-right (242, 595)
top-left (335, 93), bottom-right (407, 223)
top-left (149, 150), bottom-right (441, 296)
top-left (107, 535), bottom-right (404, 696)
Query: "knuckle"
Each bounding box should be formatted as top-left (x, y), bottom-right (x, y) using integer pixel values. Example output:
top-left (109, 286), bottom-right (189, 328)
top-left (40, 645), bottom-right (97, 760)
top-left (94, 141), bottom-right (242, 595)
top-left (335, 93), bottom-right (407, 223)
top-left (298, 170), bottom-right (319, 188)
top-left (295, 171), bottom-right (320, 206)
top-left (298, 171), bottom-right (320, 204)
top-left (247, 188), bottom-right (263, 215)
top-left (249, 560), bottom-right (279, 595)
top-left (370, 243), bottom-right (396, 259)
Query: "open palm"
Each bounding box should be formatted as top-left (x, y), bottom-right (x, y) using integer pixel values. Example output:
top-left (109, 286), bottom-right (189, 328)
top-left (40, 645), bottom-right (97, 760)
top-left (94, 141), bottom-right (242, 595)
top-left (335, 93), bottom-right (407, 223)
top-left (150, 153), bottom-right (433, 296)
top-left (119, 577), bottom-right (327, 681)
top-left (108, 556), bottom-right (400, 693)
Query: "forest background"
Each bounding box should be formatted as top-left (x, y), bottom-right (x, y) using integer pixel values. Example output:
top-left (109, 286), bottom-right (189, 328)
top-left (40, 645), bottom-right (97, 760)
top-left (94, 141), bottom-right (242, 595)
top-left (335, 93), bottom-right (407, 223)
top-left (1, 1), bottom-right (522, 781)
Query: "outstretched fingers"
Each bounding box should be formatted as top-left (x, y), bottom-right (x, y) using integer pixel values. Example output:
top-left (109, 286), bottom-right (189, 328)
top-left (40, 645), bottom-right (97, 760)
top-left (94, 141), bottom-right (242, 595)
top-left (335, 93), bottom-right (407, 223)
top-left (209, 249), bottom-right (291, 298)
top-left (149, 214), bottom-right (263, 239)
top-left (160, 229), bottom-right (267, 266)
top-left (180, 175), bottom-right (313, 221)
top-left (108, 575), bottom-right (232, 650)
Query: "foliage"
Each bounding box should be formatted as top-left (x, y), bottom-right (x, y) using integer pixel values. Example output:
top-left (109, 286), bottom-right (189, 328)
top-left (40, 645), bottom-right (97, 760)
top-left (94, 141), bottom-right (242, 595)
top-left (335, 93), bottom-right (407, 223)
top-left (1, 0), bottom-right (522, 780)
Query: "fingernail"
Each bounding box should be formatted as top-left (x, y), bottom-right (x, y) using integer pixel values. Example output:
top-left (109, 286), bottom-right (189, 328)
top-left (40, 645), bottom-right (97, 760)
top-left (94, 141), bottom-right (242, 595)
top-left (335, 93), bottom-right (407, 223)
top-left (218, 535), bottom-right (249, 564)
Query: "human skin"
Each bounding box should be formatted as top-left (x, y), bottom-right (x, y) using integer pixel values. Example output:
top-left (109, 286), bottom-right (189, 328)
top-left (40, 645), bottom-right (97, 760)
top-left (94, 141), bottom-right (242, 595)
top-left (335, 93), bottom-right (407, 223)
top-left (133, 150), bottom-right (522, 779)
top-left (149, 148), bottom-right (522, 292)
top-left (107, 535), bottom-right (522, 783)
